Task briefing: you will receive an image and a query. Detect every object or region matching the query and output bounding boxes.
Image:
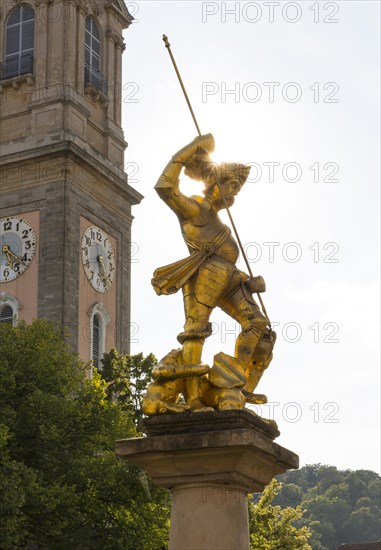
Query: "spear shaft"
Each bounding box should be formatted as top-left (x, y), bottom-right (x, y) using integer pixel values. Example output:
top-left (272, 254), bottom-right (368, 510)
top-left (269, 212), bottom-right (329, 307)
top-left (162, 34), bottom-right (270, 324)
top-left (163, 35), bottom-right (201, 136)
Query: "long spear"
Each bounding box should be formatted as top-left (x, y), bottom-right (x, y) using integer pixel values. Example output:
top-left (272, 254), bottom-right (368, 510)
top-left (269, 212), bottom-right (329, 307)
top-left (162, 34), bottom-right (271, 324)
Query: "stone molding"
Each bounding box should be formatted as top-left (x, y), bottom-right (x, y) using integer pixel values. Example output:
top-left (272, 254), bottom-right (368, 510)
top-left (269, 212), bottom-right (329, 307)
top-left (116, 410), bottom-right (299, 493)
top-left (106, 28), bottom-right (124, 49)
top-left (87, 301), bottom-right (110, 326)
top-left (0, 143), bottom-right (143, 211)
top-left (105, 0), bottom-right (134, 28)
top-left (0, 75), bottom-right (35, 93)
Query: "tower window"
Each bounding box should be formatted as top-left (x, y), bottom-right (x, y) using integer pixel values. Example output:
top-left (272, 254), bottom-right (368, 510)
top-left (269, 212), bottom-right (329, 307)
top-left (88, 302), bottom-right (109, 371)
top-left (1, 4), bottom-right (35, 80)
top-left (92, 313), bottom-right (102, 369)
top-left (84, 16), bottom-right (108, 95)
top-left (85, 17), bottom-right (100, 72)
top-left (0, 294), bottom-right (20, 326)
top-left (0, 304), bottom-right (14, 326)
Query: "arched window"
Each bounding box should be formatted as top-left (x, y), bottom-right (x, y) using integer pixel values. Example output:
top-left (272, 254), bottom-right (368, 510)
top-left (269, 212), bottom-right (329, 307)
top-left (3, 4), bottom-right (35, 80)
top-left (92, 313), bottom-right (102, 369)
top-left (0, 304), bottom-right (14, 325)
top-left (0, 294), bottom-right (21, 326)
top-left (85, 17), bottom-right (100, 72)
top-left (84, 16), bottom-right (107, 95)
top-left (88, 303), bottom-right (110, 370)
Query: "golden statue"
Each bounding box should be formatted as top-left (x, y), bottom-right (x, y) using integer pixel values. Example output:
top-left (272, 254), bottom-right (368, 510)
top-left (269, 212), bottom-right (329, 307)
top-left (143, 134), bottom-right (276, 415)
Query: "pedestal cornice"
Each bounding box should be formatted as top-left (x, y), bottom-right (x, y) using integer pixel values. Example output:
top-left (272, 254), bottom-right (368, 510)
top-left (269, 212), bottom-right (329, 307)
top-left (116, 410), bottom-right (299, 493)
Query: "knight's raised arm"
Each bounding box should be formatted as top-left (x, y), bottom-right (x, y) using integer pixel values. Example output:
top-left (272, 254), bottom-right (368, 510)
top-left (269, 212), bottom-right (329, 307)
top-left (155, 134), bottom-right (214, 219)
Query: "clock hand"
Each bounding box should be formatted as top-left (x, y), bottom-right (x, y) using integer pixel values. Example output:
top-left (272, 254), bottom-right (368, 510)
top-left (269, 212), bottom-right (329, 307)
top-left (97, 255), bottom-right (108, 288)
top-left (2, 244), bottom-right (23, 268)
top-left (2, 245), bottom-right (13, 267)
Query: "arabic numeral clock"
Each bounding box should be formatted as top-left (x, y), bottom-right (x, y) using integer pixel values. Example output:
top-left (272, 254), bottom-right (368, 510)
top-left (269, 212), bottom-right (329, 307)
top-left (0, 216), bottom-right (36, 282)
top-left (81, 226), bottom-right (115, 293)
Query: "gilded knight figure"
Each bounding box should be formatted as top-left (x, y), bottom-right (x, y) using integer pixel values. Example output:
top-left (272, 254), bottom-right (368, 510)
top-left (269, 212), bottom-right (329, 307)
top-left (143, 134), bottom-right (276, 414)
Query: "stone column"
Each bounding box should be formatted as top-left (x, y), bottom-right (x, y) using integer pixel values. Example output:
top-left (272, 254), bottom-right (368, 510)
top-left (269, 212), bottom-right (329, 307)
top-left (46, 0), bottom-right (65, 86)
top-left (75, 3), bottom-right (87, 93)
top-left (116, 410), bottom-right (299, 550)
top-left (114, 38), bottom-right (124, 127)
top-left (34, 0), bottom-right (49, 88)
top-left (62, 1), bottom-right (77, 88)
top-left (105, 29), bottom-right (115, 122)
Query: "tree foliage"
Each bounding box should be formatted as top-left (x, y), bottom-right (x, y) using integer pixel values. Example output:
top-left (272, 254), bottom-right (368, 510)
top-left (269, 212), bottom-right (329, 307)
top-left (275, 464), bottom-right (381, 549)
top-left (249, 479), bottom-right (313, 549)
top-left (0, 321), bottom-right (169, 549)
top-left (100, 348), bottom-right (156, 431)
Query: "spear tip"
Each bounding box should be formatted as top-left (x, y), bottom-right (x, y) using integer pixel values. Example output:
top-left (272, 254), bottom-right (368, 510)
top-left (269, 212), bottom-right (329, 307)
top-left (162, 34), bottom-right (170, 48)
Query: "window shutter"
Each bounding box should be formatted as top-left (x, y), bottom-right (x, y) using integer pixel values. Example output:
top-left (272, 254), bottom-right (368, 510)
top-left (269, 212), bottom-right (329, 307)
top-left (0, 305), bottom-right (14, 325)
top-left (92, 315), bottom-right (100, 369)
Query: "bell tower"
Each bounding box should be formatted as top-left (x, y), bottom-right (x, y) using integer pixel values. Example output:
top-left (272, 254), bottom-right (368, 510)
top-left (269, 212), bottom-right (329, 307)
top-left (0, 0), bottom-right (142, 365)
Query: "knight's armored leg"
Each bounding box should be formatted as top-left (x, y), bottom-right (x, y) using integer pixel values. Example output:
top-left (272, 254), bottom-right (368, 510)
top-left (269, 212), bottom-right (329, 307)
top-left (219, 282), bottom-right (269, 393)
top-left (178, 278), bottom-right (213, 359)
top-left (178, 259), bottom-right (235, 409)
top-left (177, 278), bottom-right (213, 410)
top-left (234, 299), bottom-right (268, 369)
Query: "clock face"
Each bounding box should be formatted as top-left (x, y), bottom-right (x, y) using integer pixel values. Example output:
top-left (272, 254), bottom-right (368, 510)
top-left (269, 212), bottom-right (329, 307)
top-left (81, 226), bottom-right (115, 293)
top-left (0, 217), bottom-right (36, 282)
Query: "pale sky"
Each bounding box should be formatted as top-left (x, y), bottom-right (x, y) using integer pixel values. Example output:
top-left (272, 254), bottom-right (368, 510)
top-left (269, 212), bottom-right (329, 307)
top-left (121, 1), bottom-right (380, 473)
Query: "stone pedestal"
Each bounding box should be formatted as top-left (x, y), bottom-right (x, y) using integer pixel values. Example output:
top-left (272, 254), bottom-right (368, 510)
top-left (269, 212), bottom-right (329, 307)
top-left (115, 410), bottom-right (299, 550)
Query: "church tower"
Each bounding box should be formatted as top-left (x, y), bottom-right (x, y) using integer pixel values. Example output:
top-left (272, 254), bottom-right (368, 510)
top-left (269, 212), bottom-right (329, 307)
top-left (0, 0), bottom-right (142, 366)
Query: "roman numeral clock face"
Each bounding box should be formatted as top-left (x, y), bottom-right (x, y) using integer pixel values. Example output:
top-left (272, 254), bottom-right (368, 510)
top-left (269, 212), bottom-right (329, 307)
top-left (81, 226), bottom-right (115, 293)
top-left (0, 217), bottom-right (36, 282)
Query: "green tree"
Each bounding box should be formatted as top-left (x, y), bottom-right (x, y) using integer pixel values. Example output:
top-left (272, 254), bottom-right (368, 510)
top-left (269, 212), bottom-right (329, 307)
top-left (100, 348), bottom-right (156, 430)
top-left (275, 464), bottom-right (381, 549)
top-left (342, 505), bottom-right (381, 542)
top-left (249, 479), bottom-right (313, 549)
top-left (0, 321), bottom-right (169, 550)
